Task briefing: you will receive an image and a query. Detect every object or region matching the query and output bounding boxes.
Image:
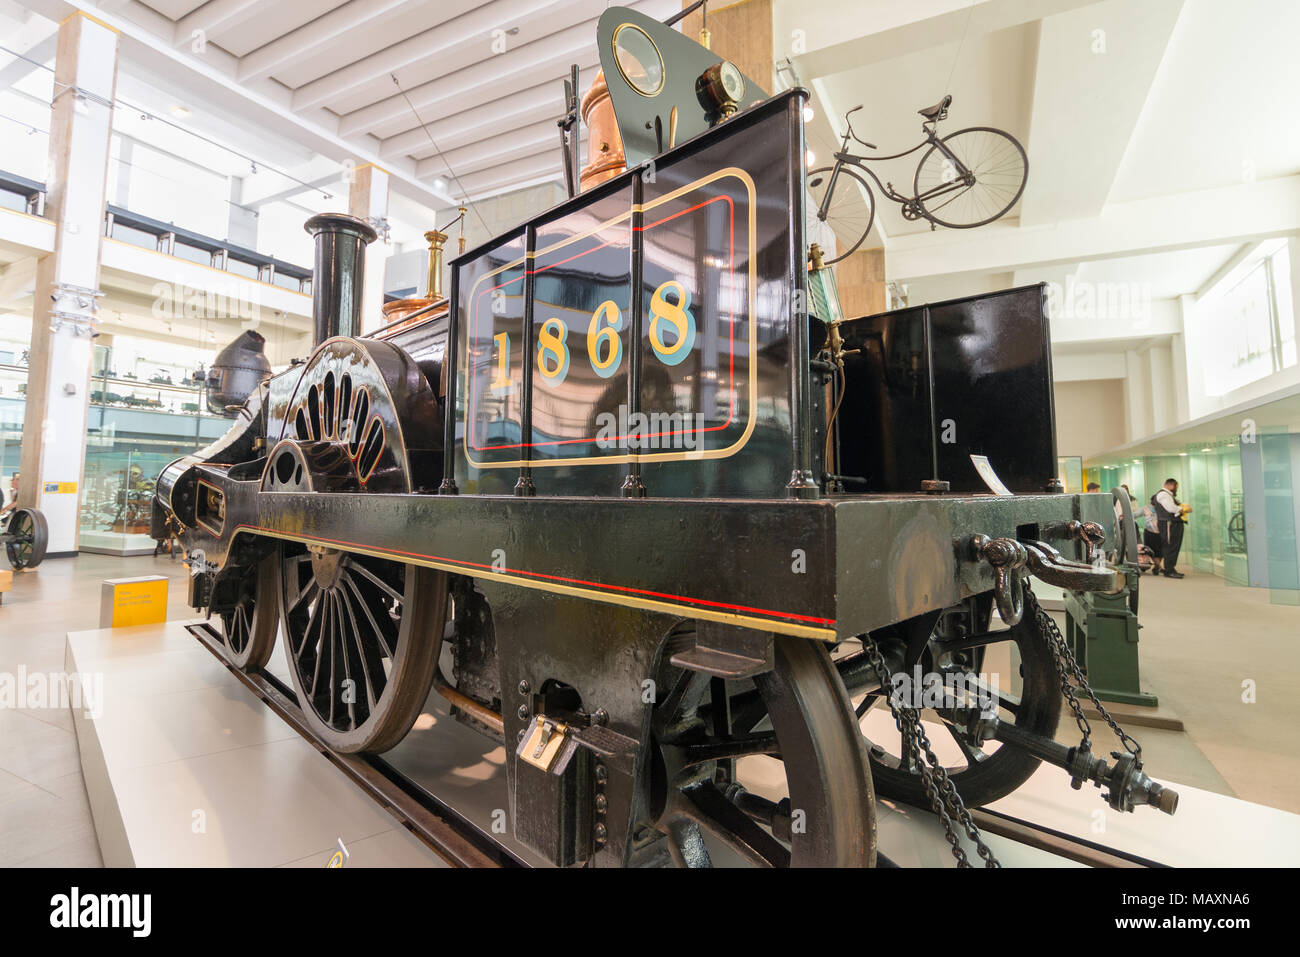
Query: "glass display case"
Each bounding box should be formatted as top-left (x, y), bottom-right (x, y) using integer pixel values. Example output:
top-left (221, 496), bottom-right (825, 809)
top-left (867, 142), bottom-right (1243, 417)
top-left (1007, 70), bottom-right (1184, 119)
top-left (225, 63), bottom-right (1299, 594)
top-left (1085, 434), bottom-right (1300, 601)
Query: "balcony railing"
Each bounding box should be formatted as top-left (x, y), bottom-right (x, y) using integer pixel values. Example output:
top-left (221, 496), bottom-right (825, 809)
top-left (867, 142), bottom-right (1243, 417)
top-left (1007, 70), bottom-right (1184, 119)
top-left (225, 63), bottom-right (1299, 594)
top-left (0, 169), bottom-right (312, 294)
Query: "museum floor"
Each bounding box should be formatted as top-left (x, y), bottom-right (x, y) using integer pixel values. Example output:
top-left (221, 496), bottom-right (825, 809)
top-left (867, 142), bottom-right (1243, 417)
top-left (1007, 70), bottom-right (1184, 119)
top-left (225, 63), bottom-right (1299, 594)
top-left (1, 553), bottom-right (1297, 867)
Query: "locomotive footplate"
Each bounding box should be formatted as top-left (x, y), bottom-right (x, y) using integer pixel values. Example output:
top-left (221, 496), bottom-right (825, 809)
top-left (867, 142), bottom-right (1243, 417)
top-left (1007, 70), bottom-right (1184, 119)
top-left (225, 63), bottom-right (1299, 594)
top-left (199, 479), bottom-right (1115, 644)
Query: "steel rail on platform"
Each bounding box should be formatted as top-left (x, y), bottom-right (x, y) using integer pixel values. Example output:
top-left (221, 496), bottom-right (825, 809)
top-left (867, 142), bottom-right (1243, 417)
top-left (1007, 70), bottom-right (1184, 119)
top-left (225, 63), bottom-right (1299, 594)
top-left (186, 622), bottom-right (522, 869)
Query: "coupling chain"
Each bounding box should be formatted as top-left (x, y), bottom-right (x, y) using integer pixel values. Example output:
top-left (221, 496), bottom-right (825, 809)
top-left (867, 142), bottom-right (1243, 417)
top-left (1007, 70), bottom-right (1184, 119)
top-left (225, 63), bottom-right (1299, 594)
top-left (1023, 584), bottom-right (1143, 766)
top-left (861, 637), bottom-right (1000, 868)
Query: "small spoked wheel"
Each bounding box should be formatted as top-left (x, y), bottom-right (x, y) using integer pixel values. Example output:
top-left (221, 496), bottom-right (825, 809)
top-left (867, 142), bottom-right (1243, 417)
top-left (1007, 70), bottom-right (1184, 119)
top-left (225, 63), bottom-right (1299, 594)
top-left (4, 507), bottom-right (48, 570)
top-left (278, 543), bottom-right (446, 753)
top-left (215, 556), bottom-right (278, 671)
top-left (850, 597), bottom-right (1060, 809)
top-left (913, 127), bottom-right (1028, 228)
top-left (649, 635), bottom-right (875, 867)
top-left (807, 165), bottom-right (876, 265)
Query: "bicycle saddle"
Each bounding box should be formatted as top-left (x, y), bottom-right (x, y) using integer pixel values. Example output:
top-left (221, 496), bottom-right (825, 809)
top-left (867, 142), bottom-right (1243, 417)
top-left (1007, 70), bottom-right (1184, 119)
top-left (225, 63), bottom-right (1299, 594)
top-left (918, 94), bottom-right (952, 120)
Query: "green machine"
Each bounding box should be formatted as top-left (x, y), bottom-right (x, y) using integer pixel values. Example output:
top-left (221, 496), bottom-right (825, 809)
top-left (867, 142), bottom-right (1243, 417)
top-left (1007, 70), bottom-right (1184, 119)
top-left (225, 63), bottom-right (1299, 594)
top-left (1064, 489), bottom-right (1157, 707)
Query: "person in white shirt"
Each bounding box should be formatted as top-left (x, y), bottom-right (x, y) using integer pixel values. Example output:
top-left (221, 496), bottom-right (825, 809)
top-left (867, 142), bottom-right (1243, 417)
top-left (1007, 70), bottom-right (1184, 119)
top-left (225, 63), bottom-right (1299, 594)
top-left (0, 471), bottom-right (17, 517)
top-left (1150, 478), bottom-right (1189, 578)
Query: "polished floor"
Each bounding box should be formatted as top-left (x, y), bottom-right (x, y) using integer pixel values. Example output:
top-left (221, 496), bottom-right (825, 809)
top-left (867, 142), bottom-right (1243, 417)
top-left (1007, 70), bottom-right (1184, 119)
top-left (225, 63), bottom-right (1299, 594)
top-left (1, 553), bottom-right (1297, 866)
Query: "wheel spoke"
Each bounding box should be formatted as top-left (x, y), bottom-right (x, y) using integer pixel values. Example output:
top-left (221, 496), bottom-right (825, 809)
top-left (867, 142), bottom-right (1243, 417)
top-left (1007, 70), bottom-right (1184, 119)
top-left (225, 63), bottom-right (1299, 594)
top-left (346, 558), bottom-right (404, 605)
top-left (682, 732), bottom-right (779, 767)
top-left (679, 780), bottom-right (791, 868)
top-left (342, 571), bottom-right (396, 659)
top-left (288, 576), bottom-right (318, 614)
top-left (330, 592), bottom-right (357, 729)
top-left (942, 719), bottom-right (987, 769)
top-left (307, 597), bottom-right (327, 693)
top-left (665, 816), bottom-right (711, 868)
top-left (325, 594), bottom-right (339, 726)
top-left (337, 586), bottom-right (381, 712)
top-left (654, 668), bottom-right (711, 735)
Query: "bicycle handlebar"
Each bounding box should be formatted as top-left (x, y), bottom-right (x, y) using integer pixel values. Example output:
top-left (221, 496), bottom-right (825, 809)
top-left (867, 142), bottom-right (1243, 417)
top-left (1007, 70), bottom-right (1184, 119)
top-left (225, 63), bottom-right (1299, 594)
top-left (843, 105), bottom-right (876, 150)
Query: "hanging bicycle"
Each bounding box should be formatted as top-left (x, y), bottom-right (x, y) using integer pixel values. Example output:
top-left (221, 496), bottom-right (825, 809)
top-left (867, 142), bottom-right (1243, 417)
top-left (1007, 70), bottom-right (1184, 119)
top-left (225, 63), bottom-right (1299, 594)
top-left (808, 95), bottom-right (1029, 264)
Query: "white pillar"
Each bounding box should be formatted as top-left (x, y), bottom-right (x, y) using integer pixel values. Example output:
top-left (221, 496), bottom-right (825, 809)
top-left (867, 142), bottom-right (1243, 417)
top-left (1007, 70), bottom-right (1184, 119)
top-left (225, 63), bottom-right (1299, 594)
top-left (1147, 344), bottom-right (1174, 433)
top-left (17, 12), bottom-right (119, 555)
top-left (1122, 349), bottom-right (1151, 443)
top-left (348, 163), bottom-right (390, 334)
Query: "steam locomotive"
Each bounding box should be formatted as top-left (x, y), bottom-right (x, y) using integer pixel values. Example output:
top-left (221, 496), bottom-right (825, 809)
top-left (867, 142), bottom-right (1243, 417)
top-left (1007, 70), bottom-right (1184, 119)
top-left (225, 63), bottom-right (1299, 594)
top-left (151, 7), bottom-right (1174, 867)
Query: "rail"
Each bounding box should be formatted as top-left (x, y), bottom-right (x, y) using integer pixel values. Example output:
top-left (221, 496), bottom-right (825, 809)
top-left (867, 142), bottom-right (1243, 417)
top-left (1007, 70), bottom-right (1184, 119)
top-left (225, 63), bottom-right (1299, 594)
top-left (0, 169), bottom-right (312, 293)
top-left (186, 621), bottom-right (521, 868)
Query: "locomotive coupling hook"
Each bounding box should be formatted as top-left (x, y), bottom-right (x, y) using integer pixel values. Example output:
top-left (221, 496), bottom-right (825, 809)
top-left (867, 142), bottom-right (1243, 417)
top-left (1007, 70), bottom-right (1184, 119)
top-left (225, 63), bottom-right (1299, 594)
top-left (967, 536), bottom-right (1126, 627)
top-left (968, 534), bottom-right (1028, 626)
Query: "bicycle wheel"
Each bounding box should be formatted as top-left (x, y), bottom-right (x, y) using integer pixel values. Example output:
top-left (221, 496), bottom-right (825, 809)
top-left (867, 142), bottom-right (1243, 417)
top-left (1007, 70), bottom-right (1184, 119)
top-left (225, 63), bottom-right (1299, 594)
top-left (807, 165), bottom-right (875, 265)
top-left (913, 127), bottom-right (1027, 228)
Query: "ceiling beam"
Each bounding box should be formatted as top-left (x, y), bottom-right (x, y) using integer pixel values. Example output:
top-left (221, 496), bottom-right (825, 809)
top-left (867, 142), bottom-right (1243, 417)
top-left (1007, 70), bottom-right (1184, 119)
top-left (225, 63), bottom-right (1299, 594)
top-left (0, 256), bottom-right (37, 305)
top-left (172, 0), bottom-right (262, 51)
top-left (415, 119), bottom-right (575, 181)
top-left (886, 174), bottom-right (1300, 281)
top-left (0, 20), bottom-right (56, 92)
top-left (380, 74), bottom-right (591, 161)
top-left (236, 0), bottom-right (411, 83)
top-left (454, 149), bottom-right (562, 201)
top-left (289, 0), bottom-right (554, 113)
top-left (338, 16), bottom-right (599, 137)
top-left (784, 0), bottom-right (1101, 81)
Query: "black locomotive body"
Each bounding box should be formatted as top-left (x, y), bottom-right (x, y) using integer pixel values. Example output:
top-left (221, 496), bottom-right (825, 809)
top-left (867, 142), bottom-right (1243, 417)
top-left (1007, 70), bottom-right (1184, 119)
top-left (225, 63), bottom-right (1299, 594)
top-left (151, 38), bottom-right (1169, 867)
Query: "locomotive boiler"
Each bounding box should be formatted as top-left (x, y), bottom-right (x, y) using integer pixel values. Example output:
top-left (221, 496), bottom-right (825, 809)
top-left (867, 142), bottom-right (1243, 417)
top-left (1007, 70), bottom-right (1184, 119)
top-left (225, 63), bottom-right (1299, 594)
top-left (151, 6), bottom-right (1176, 868)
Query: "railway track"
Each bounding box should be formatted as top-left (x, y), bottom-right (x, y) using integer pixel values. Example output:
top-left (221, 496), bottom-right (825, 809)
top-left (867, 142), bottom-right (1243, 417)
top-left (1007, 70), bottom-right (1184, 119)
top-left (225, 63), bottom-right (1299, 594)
top-left (188, 622), bottom-right (521, 868)
top-left (189, 621), bottom-right (1158, 870)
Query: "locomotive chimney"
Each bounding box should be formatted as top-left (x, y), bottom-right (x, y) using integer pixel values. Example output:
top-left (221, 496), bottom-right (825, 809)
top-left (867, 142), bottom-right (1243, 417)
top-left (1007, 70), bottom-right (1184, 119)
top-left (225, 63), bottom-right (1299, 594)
top-left (304, 212), bottom-right (378, 345)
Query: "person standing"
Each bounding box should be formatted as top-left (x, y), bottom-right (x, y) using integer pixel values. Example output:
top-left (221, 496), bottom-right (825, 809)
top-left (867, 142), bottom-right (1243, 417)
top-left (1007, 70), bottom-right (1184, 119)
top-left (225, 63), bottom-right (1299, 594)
top-left (1140, 496), bottom-right (1164, 574)
top-left (1152, 478), bottom-right (1190, 578)
top-left (1, 471), bottom-right (17, 517)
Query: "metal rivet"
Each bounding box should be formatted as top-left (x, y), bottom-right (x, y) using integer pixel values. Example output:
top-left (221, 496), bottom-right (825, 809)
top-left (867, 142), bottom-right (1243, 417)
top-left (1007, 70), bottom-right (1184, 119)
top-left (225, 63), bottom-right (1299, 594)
top-left (595, 794), bottom-right (608, 812)
top-left (517, 680), bottom-right (530, 695)
top-left (594, 764), bottom-right (608, 782)
top-left (593, 708), bottom-right (609, 725)
top-left (594, 823), bottom-right (607, 841)
top-left (517, 705), bottom-right (530, 720)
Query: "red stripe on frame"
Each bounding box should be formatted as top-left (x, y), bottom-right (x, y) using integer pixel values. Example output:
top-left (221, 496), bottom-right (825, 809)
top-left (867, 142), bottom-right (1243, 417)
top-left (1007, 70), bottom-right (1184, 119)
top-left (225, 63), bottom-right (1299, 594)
top-left (237, 524), bottom-right (835, 627)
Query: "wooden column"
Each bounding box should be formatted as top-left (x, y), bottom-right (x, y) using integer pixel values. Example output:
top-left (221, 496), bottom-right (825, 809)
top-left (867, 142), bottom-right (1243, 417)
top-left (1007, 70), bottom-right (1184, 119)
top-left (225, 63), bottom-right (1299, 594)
top-left (348, 162), bottom-right (390, 334)
top-left (834, 246), bottom-right (887, 319)
top-left (680, 0), bottom-right (774, 88)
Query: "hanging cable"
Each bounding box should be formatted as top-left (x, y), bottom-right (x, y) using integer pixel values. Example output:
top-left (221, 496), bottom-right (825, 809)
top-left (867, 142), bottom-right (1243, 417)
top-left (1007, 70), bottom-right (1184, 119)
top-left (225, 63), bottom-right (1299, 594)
top-left (389, 73), bottom-right (490, 237)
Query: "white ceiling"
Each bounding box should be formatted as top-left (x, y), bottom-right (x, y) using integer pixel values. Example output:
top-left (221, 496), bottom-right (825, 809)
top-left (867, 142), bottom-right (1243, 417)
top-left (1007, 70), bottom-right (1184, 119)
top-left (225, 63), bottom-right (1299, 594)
top-left (57, 0), bottom-right (680, 207)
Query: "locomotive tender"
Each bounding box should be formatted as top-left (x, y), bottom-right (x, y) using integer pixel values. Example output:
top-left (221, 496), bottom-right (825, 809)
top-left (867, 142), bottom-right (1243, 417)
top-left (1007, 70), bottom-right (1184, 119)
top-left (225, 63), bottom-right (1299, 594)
top-left (152, 7), bottom-right (1174, 868)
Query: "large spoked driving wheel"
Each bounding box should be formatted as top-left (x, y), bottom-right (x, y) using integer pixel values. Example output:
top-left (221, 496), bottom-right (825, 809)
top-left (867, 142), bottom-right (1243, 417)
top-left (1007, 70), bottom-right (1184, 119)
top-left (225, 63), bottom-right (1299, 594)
top-left (5, 507), bottom-right (48, 570)
top-left (650, 635), bottom-right (875, 867)
top-left (850, 598), bottom-right (1060, 809)
top-left (215, 556), bottom-right (278, 671)
top-left (278, 543), bottom-right (446, 753)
